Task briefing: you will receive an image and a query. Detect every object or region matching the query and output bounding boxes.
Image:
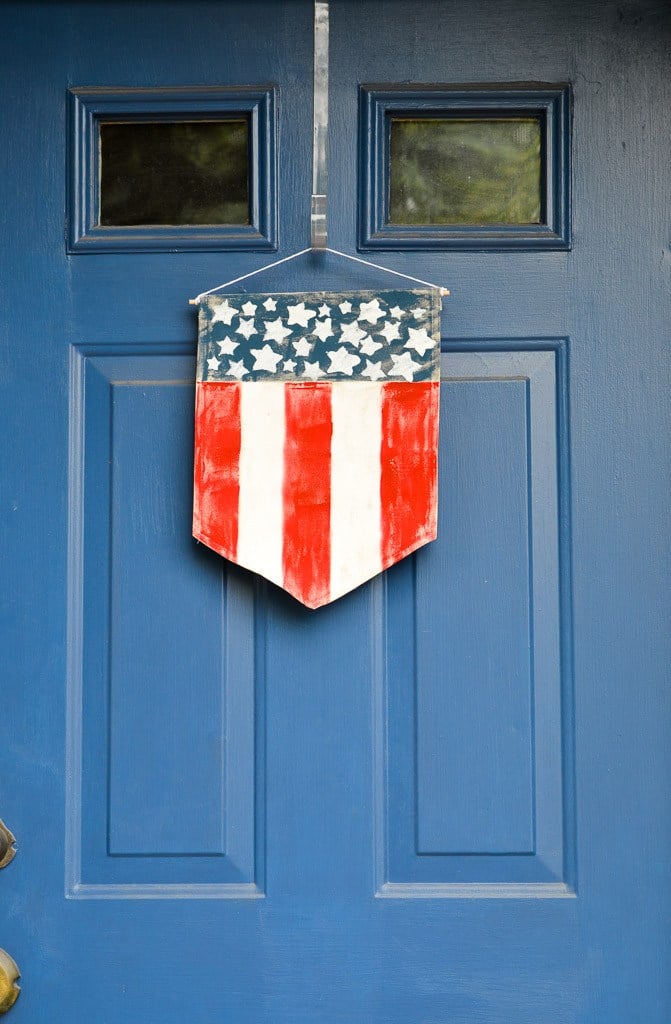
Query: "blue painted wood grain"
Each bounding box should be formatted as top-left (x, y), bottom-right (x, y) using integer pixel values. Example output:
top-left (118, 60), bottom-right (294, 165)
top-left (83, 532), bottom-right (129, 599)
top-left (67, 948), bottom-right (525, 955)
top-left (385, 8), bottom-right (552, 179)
top-left (108, 375), bottom-right (227, 856)
top-left (0, 1), bottom-right (669, 1021)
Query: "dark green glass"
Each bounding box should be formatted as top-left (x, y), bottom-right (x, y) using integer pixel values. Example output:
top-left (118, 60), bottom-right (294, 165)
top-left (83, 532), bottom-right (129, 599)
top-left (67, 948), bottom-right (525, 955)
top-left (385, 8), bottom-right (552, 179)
top-left (389, 118), bottom-right (542, 226)
top-left (99, 120), bottom-right (249, 226)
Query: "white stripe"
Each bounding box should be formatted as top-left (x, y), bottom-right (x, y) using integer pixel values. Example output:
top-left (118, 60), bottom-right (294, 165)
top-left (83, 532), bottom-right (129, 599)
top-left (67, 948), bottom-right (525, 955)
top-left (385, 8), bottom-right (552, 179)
top-left (330, 382), bottom-right (383, 602)
top-left (237, 382), bottom-right (285, 587)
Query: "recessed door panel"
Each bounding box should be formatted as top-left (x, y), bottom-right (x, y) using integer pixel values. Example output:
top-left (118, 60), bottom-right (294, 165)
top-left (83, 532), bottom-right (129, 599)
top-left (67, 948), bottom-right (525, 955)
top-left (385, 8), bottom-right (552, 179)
top-left (382, 346), bottom-right (572, 896)
top-left (70, 350), bottom-right (262, 896)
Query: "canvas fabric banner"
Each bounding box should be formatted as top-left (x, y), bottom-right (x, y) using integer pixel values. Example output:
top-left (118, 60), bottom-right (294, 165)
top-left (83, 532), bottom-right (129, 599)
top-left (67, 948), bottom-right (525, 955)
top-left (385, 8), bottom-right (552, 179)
top-left (193, 288), bottom-right (441, 608)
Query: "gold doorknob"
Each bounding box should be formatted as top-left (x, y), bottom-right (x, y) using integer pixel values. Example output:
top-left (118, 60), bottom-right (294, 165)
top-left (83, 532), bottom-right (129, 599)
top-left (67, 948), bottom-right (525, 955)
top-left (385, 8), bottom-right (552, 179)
top-left (0, 822), bottom-right (16, 870)
top-left (0, 950), bottom-right (20, 1013)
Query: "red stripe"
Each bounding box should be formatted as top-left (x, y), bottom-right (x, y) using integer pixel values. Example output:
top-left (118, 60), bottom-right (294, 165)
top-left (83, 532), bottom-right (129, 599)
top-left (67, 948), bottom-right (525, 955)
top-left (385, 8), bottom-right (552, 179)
top-left (193, 381), bottom-right (241, 560)
top-left (380, 381), bottom-right (439, 570)
top-left (282, 383), bottom-right (332, 608)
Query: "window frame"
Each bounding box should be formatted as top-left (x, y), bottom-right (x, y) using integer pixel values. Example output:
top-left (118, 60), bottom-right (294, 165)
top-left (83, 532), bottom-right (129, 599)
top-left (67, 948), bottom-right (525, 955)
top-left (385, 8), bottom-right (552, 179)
top-left (358, 84), bottom-right (571, 252)
top-left (68, 86), bottom-right (277, 253)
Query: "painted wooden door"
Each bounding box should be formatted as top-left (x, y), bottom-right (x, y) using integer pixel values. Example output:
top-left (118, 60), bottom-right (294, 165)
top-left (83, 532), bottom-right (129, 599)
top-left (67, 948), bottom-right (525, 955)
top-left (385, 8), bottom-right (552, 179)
top-left (1, 2), bottom-right (669, 1021)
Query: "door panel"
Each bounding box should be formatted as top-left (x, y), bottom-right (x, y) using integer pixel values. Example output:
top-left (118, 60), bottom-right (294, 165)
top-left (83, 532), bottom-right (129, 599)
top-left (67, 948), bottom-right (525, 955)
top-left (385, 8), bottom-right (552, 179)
top-left (1, 1), bottom-right (669, 1022)
top-left (384, 346), bottom-right (571, 894)
top-left (71, 349), bottom-right (261, 895)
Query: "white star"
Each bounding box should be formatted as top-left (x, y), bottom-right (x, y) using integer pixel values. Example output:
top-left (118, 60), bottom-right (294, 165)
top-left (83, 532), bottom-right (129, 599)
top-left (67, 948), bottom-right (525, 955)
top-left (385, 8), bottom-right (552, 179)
top-left (227, 359), bottom-right (248, 380)
top-left (326, 348), bottom-right (361, 376)
top-left (263, 317), bottom-right (293, 344)
top-left (250, 344), bottom-right (283, 373)
top-left (358, 298), bottom-right (386, 324)
top-left (236, 318), bottom-right (257, 340)
top-left (405, 327), bottom-right (435, 356)
top-left (361, 359), bottom-right (386, 381)
top-left (360, 334), bottom-right (383, 356)
top-left (339, 300), bottom-right (352, 314)
top-left (263, 297), bottom-right (277, 311)
top-left (313, 318), bottom-right (334, 342)
top-left (379, 320), bottom-right (401, 343)
top-left (339, 321), bottom-right (367, 347)
top-left (283, 359), bottom-right (296, 372)
top-left (411, 305), bottom-right (428, 319)
top-left (207, 355), bottom-right (221, 371)
top-left (217, 335), bottom-right (238, 356)
top-left (286, 302), bottom-right (317, 328)
top-left (389, 351), bottom-right (421, 381)
top-left (302, 360), bottom-right (325, 379)
top-left (389, 305), bottom-right (405, 319)
top-left (293, 337), bottom-right (312, 357)
top-left (318, 303), bottom-right (330, 317)
top-left (210, 299), bottom-right (238, 325)
top-left (242, 300), bottom-right (257, 316)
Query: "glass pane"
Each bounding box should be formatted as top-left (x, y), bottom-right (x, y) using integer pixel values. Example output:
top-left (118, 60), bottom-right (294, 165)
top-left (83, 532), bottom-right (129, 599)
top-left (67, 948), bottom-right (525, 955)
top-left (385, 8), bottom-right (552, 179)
top-left (99, 120), bottom-right (249, 226)
top-left (389, 118), bottom-right (542, 226)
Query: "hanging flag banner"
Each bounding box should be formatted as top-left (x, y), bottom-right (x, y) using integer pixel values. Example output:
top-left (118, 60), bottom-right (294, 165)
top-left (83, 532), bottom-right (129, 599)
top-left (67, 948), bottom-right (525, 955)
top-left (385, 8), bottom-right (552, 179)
top-left (193, 289), bottom-right (441, 608)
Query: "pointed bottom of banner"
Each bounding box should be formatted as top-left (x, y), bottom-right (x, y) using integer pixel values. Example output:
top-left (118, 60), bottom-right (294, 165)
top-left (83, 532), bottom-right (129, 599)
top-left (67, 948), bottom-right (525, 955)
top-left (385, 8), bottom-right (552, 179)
top-left (192, 527), bottom-right (437, 610)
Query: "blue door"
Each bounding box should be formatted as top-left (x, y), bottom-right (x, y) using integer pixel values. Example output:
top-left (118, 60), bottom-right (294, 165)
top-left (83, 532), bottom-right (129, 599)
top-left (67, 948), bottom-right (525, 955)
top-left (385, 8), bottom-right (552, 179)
top-left (1, 2), bottom-right (669, 1020)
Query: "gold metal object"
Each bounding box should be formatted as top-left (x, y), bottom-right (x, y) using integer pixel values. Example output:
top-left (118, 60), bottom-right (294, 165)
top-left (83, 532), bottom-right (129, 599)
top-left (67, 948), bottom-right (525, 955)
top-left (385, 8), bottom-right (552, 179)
top-left (0, 950), bottom-right (20, 1013)
top-left (0, 823), bottom-right (16, 871)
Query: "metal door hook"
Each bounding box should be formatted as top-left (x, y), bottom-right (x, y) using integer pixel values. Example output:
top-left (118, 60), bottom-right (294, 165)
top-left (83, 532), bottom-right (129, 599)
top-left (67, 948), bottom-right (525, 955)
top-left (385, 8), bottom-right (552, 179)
top-left (311, 1), bottom-right (329, 247)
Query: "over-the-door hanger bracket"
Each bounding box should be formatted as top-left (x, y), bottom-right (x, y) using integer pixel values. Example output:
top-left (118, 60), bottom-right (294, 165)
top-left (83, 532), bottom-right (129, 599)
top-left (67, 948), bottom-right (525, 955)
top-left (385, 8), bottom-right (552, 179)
top-left (189, 0), bottom-right (450, 299)
top-left (311, 0), bottom-right (329, 248)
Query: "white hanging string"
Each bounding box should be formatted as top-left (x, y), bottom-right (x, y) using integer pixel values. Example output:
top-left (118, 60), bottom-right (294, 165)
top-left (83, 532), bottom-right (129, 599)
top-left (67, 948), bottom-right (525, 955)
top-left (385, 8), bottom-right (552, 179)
top-left (190, 248), bottom-right (312, 303)
top-left (189, 246), bottom-right (450, 304)
top-left (323, 248), bottom-right (450, 296)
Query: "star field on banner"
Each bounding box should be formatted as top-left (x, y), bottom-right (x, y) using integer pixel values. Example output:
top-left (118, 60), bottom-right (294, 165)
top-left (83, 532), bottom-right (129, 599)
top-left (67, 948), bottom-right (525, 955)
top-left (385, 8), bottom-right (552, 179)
top-left (193, 289), bottom-right (441, 608)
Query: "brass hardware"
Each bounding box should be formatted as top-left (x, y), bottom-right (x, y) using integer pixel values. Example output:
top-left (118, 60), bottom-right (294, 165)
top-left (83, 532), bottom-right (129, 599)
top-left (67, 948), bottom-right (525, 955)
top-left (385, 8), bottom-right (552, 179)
top-left (0, 950), bottom-right (19, 1014)
top-left (0, 823), bottom-right (15, 871)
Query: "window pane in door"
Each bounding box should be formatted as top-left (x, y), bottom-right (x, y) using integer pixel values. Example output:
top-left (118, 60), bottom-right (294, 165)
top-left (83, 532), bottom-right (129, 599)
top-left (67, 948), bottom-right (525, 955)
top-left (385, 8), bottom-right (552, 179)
top-left (389, 118), bottom-right (542, 226)
top-left (99, 120), bottom-right (249, 226)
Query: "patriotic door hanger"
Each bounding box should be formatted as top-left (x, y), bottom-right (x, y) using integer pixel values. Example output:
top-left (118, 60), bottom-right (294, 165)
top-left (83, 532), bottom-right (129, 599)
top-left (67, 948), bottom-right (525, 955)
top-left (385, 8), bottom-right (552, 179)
top-left (193, 288), bottom-right (441, 609)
